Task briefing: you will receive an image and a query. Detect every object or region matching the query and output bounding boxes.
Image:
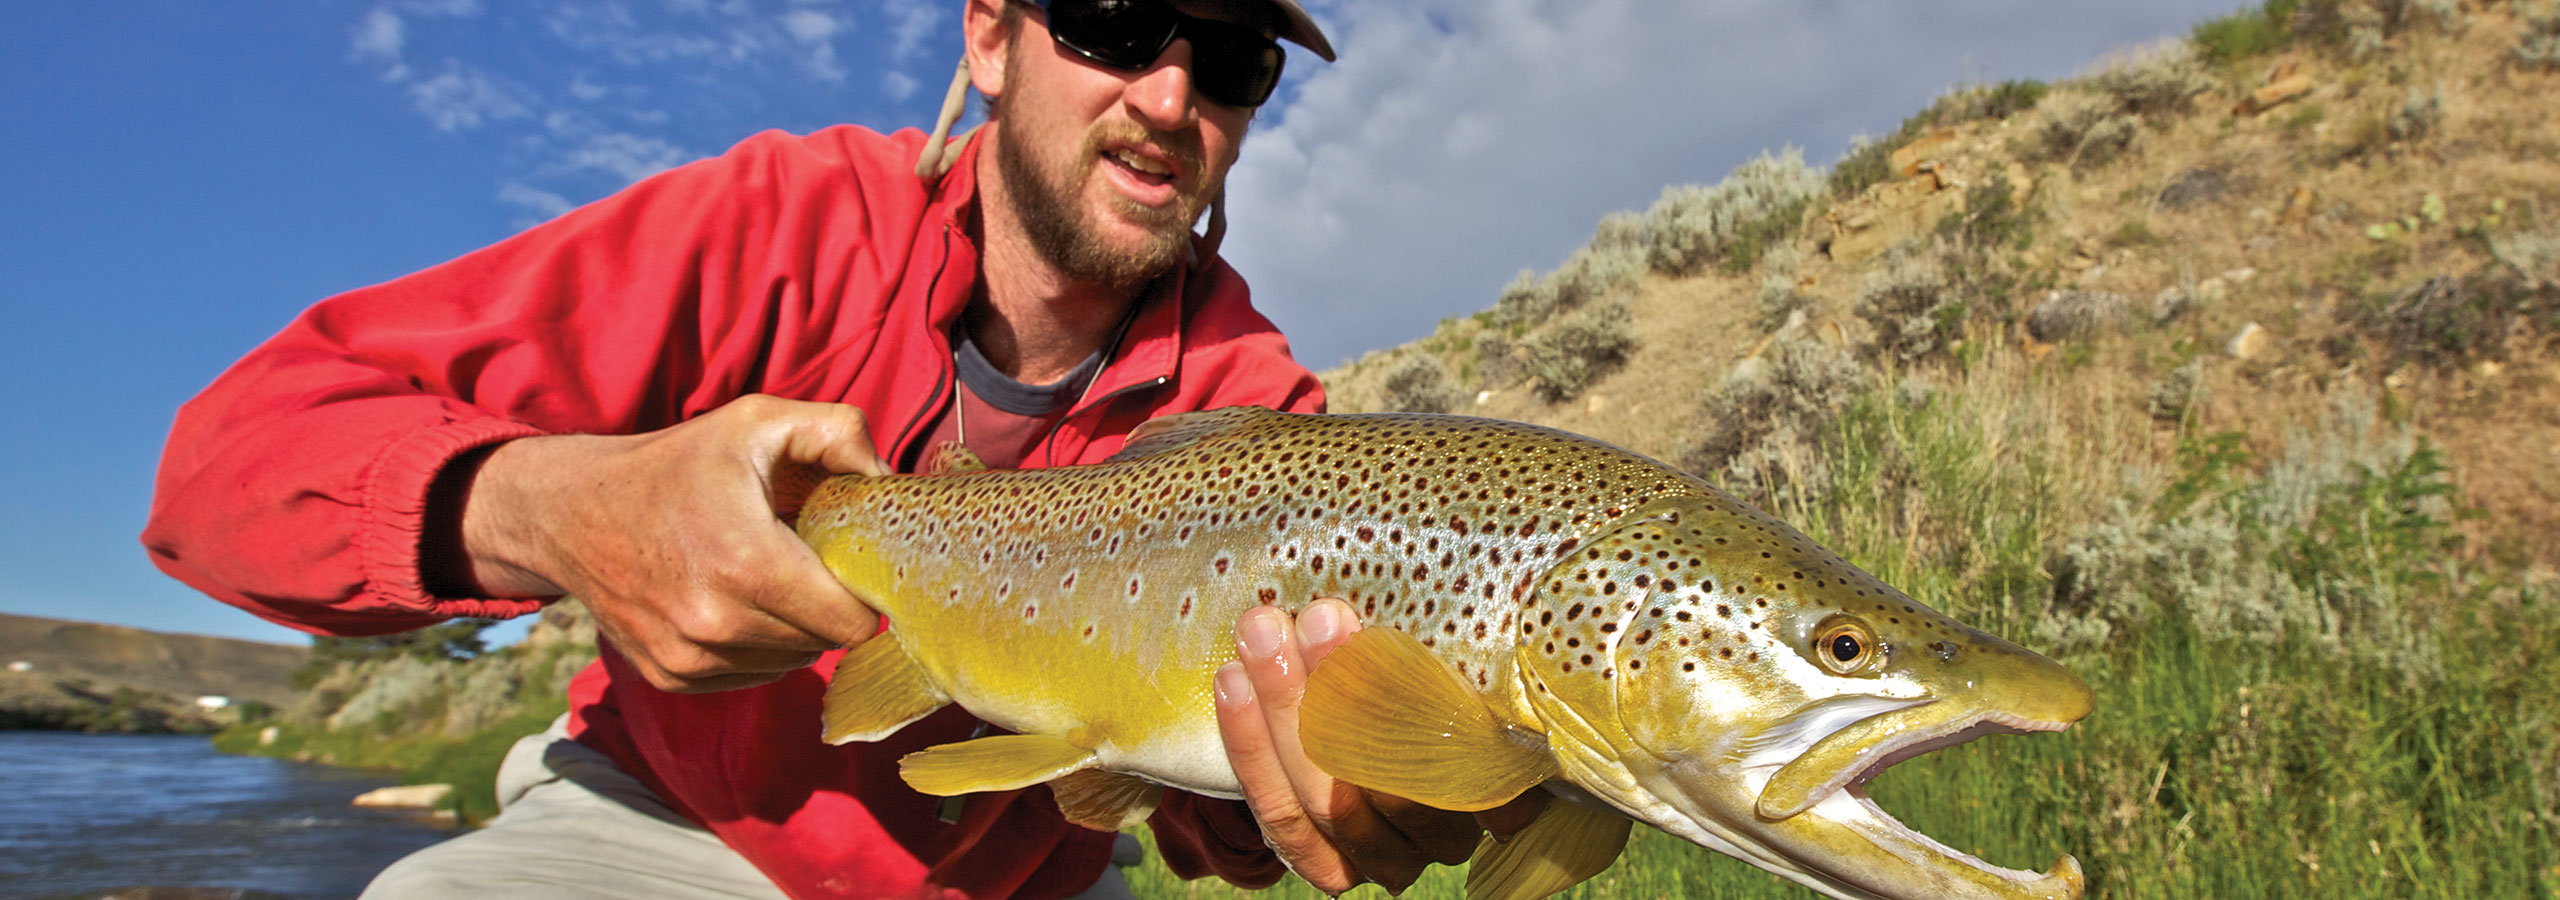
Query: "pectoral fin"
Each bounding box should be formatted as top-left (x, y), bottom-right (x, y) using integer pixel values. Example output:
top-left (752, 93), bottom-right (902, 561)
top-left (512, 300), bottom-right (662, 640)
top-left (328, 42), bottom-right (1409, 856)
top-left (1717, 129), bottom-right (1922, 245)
top-left (1464, 798), bottom-right (1633, 900)
top-left (900, 733), bottom-right (1098, 796)
top-left (1300, 628), bottom-right (1558, 811)
top-left (821, 632), bottom-right (948, 744)
top-left (1048, 768), bottom-right (1166, 832)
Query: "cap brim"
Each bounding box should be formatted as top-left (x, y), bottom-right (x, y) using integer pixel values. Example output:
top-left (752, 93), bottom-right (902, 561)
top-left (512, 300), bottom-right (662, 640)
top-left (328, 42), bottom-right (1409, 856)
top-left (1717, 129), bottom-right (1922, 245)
top-left (1172, 0), bottom-right (1336, 62)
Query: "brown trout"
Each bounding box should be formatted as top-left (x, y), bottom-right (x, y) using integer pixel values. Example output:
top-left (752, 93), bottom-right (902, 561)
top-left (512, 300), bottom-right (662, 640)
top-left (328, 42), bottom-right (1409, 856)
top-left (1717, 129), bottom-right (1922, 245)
top-left (797, 407), bottom-right (2093, 900)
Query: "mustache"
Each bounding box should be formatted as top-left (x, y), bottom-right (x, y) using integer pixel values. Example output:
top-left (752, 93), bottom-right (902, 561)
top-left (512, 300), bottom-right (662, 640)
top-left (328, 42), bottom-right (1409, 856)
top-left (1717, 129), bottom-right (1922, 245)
top-left (1083, 121), bottom-right (1207, 187)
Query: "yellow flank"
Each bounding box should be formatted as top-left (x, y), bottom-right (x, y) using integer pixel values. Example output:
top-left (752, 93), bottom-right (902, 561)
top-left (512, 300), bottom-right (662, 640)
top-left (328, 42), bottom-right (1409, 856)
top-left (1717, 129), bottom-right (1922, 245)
top-left (796, 407), bottom-right (2098, 900)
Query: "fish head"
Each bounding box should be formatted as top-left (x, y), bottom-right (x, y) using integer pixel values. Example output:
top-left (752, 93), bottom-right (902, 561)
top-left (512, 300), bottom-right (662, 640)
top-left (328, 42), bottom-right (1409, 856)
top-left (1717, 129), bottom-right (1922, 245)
top-left (1514, 496), bottom-right (2092, 900)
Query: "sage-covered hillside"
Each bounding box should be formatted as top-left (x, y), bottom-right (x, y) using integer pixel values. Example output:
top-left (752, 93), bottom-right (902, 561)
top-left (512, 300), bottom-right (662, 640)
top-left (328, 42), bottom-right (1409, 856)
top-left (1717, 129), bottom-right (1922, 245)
top-left (1144, 1), bottom-right (2560, 898)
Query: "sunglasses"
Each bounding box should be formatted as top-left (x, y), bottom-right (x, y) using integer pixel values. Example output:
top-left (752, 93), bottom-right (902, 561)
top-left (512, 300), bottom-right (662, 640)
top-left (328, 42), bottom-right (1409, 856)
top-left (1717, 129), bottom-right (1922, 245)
top-left (1026, 0), bottom-right (1287, 108)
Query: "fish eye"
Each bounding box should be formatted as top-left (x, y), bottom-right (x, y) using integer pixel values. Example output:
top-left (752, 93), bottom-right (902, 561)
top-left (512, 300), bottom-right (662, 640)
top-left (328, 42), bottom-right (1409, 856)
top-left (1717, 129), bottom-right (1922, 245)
top-left (1813, 617), bottom-right (1877, 675)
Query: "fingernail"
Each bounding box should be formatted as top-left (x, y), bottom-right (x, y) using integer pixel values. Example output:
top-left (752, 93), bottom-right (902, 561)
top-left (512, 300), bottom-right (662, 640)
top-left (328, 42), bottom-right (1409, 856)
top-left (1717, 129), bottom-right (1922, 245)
top-left (1300, 599), bottom-right (1347, 646)
top-left (1214, 662), bottom-right (1252, 706)
top-left (1240, 608), bottom-right (1285, 658)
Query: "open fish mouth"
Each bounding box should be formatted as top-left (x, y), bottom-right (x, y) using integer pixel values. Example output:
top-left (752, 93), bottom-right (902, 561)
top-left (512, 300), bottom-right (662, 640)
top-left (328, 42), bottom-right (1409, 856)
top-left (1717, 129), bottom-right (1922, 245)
top-left (1728, 700), bottom-right (2088, 899)
top-left (1804, 712), bottom-right (2084, 895)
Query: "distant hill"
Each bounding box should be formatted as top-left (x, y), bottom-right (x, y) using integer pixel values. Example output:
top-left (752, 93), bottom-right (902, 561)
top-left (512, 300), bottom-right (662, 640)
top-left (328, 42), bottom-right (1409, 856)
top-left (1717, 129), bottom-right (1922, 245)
top-left (0, 612), bottom-right (307, 732)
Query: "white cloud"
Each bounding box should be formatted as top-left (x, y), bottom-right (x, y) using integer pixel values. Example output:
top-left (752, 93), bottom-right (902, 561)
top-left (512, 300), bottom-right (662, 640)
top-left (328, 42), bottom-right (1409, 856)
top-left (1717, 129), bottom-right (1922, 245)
top-left (779, 7), bottom-right (837, 42)
top-left (408, 61), bottom-right (532, 131)
top-left (498, 181), bottom-right (575, 225)
top-left (882, 69), bottom-right (920, 103)
top-left (350, 8), bottom-right (409, 81)
top-left (779, 9), bottom-right (847, 82)
top-left (544, 1), bottom-right (737, 65)
top-left (883, 0), bottom-right (944, 62)
top-left (562, 132), bottom-right (693, 182)
top-left (1222, 0), bottom-right (2258, 368)
top-left (400, 0), bottom-right (481, 15)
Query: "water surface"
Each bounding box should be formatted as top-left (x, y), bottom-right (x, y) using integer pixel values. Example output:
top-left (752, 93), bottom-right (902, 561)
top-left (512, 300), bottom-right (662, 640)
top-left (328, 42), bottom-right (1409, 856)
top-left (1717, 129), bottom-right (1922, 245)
top-left (0, 732), bottom-right (456, 900)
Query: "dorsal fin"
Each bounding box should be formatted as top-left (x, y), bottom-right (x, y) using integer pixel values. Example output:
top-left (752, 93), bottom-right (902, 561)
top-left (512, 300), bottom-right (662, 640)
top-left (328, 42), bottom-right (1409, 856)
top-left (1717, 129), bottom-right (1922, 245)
top-left (1105, 406), bottom-right (1278, 462)
top-left (921, 441), bottom-right (989, 476)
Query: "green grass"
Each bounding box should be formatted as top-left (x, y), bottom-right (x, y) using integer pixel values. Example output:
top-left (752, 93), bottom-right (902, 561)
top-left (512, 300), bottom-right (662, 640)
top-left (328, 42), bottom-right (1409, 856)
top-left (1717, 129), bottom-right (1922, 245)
top-left (2192, 0), bottom-right (2303, 67)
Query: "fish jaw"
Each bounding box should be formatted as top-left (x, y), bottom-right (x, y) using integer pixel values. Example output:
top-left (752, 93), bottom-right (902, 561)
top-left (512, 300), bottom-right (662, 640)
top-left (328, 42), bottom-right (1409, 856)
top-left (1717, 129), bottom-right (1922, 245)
top-left (1623, 651), bottom-right (2093, 900)
top-left (1623, 746), bottom-right (2086, 900)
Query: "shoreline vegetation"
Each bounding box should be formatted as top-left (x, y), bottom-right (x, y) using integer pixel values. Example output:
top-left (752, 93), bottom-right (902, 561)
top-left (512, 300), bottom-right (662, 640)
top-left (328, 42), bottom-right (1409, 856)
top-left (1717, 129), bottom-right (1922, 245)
top-left (213, 605), bottom-right (597, 824)
top-left (211, 0), bottom-right (2553, 896)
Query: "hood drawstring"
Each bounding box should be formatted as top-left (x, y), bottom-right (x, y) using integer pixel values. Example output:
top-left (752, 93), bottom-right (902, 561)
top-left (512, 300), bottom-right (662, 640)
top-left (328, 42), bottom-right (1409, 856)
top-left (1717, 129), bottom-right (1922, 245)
top-left (915, 57), bottom-right (977, 181)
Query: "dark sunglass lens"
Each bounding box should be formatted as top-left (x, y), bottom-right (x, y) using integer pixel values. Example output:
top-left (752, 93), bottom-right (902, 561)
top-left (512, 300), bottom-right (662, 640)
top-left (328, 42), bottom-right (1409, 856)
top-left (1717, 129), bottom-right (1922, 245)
top-left (1047, 0), bottom-right (1177, 70)
top-left (1187, 23), bottom-right (1283, 107)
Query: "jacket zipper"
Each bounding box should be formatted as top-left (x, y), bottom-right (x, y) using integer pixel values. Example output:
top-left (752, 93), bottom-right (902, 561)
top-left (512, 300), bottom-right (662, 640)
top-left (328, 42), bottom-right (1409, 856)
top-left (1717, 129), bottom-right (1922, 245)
top-left (888, 226), bottom-right (960, 468)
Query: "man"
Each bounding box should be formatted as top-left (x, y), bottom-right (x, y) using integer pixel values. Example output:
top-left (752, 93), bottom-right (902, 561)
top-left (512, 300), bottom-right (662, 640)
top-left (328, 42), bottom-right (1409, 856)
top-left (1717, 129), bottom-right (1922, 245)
top-left (143, 0), bottom-right (1519, 897)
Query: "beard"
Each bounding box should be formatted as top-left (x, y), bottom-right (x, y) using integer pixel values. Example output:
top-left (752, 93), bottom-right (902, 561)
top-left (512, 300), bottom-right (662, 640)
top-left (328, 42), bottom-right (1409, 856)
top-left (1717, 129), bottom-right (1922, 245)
top-left (994, 106), bottom-right (1217, 291)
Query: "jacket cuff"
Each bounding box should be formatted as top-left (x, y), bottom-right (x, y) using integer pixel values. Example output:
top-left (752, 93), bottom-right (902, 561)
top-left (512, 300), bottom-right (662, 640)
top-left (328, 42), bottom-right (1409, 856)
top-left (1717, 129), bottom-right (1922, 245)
top-left (357, 415), bottom-right (551, 620)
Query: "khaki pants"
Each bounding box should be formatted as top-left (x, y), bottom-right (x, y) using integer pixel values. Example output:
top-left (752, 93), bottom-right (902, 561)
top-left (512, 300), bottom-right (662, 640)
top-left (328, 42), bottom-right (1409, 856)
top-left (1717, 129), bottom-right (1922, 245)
top-left (362, 717), bottom-right (1137, 900)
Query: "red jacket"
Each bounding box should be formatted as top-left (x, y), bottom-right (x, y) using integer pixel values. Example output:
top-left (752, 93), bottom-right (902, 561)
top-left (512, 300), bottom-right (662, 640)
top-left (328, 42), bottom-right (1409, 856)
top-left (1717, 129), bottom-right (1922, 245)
top-left (142, 125), bottom-right (1324, 899)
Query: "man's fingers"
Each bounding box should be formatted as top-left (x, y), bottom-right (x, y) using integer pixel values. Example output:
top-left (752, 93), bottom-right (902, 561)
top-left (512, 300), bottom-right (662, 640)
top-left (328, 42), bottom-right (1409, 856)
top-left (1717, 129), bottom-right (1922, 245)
top-left (1213, 661), bottom-right (1363, 893)
top-left (746, 536), bottom-right (881, 649)
top-left (1312, 783), bottom-right (1430, 892)
top-left (757, 396), bottom-right (887, 477)
top-left (1475, 790), bottom-right (1552, 842)
top-left (1233, 603), bottom-right (1446, 893)
top-left (1371, 792), bottom-right (1488, 866)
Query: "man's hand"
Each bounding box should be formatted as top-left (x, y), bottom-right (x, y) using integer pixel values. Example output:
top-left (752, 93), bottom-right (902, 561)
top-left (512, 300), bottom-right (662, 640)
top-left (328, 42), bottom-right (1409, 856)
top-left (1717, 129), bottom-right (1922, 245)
top-left (458, 395), bottom-right (885, 693)
top-left (1213, 599), bottom-right (1548, 894)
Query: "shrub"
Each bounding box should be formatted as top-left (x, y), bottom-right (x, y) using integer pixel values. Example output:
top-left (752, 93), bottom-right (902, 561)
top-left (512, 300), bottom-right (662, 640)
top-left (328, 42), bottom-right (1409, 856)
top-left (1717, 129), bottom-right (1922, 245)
top-left (2359, 274), bottom-right (2509, 368)
top-left (1474, 332), bottom-right (1524, 387)
top-left (1754, 243), bottom-right (1811, 332)
top-left (1589, 210), bottom-right (1649, 253)
top-left (1645, 149), bottom-right (1825, 275)
top-left (2029, 90), bottom-right (2142, 168)
top-left (2149, 356), bottom-right (2211, 422)
top-left (1376, 353), bottom-right (1463, 414)
top-left (1968, 79), bottom-right (2052, 121)
top-left (2086, 42), bottom-right (2216, 118)
top-left (1853, 247), bottom-right (1967, 364)
top-left (2028, 290), bottom-right (2135, 342)
top-left (1684, 332), bottom-right (1864, 499)
top-left (1490, 268), bottom-right (1554, 327)
top-left (2489, 225), bottom-right (2560, 291)
top-left (1490, 242), bottom-right (1643, 328)
top-left (2191, 0), bottom-right (2303, 65)
top-left (2521, 1), bottom-right (2560, 71)
top-left (1828, 135), bottom-right (1899, 200)
top-left (1523, 301), bottom-right (1637, 403)
top-left (2388, 84), bottom-right (2444, 142)
top-left (2042, 385), bottom-right (2458, 678)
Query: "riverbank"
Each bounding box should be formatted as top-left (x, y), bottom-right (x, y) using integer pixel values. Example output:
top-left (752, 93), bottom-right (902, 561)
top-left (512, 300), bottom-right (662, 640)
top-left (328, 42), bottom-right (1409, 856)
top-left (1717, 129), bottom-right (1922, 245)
top-left (210, 604), bottom-right (597, 824)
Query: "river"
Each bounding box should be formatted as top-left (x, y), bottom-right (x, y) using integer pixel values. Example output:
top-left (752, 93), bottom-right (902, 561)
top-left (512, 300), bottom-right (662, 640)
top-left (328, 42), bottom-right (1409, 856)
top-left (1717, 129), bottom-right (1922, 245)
top-left (0, 732), bottom-right (457, 900)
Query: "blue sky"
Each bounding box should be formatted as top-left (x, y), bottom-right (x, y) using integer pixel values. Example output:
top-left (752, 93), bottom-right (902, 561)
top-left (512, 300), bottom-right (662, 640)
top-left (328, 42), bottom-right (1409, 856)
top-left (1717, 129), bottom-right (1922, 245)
top-left (0, 0), bottom-right (2240, 646)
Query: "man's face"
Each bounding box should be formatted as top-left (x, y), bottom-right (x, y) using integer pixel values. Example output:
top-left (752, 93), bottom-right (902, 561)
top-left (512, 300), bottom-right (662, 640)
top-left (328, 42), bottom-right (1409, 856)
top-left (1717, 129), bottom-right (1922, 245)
top-left (990, 2), bottom-right (1256, 290)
